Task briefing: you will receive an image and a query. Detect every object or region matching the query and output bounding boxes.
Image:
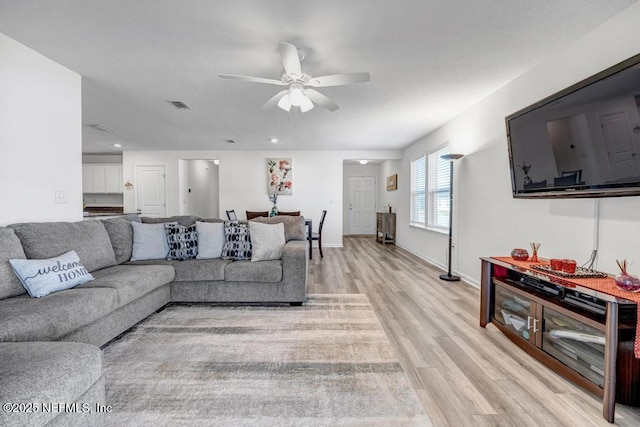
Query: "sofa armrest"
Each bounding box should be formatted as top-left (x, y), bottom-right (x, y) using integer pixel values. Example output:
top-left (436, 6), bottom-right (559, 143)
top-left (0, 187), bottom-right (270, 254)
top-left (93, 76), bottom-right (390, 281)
top-left (281, 240), bottom-right (308, 302)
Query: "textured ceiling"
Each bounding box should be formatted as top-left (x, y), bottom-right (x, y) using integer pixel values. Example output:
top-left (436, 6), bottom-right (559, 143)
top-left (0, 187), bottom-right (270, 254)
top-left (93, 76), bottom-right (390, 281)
top-left (0, 0), bottom-right (636, 153)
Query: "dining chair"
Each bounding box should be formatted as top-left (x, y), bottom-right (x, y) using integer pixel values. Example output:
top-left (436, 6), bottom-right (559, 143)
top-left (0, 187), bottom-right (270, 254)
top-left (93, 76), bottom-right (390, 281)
top-left (311, 210), bottom-right (327, 258)
top-left (276, 211), bottom-right (301, 216)
top-left (226, 210), bottom-right (237, 220)
top-left (246, 211), bottom-right (269, 220)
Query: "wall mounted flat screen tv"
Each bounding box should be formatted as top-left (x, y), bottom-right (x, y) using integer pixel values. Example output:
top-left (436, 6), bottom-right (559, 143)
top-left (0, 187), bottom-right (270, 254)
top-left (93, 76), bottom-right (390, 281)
top-left (506, 53), bottom-right (640, 198)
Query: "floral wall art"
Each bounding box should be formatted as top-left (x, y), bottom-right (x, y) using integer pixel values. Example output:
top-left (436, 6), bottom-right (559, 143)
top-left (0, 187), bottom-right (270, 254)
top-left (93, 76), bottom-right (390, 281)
top-left (267, 158), bottom-right (293, 195)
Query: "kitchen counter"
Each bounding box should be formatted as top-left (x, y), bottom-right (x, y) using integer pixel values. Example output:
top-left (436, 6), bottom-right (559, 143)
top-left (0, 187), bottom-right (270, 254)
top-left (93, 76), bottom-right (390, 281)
top-left (82, 212), bottom-right (139, 220)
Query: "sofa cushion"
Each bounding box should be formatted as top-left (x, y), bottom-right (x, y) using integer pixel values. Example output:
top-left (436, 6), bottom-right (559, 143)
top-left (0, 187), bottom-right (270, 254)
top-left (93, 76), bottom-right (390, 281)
top-left (130, 221), bottom-right (175, 261)
top-left (125, 259), bottom-right (176, 266)
top-left (101, 216), bottom-right (141, 264)
top-left (221, 221), bottom-right (252, 261)
top-left (224, 260), bottom-right (282, 283)
top-left (0, 287), bottom-right (117, 342)
top-left (195, 221), bottom-right (224, 259)
top-left (0, 341), bottom-right (103, 427)
top-left (250, 215), bottom-right (305, 241)
top-left (141, 215), bottom-right (199, 226)
top-left (79, 264), bottom-right (175, 307)
top-left (165, 223), bottom-right (198, 260)
top-left (0, 228), bottom-right (27, 299)
top-left (249, 221), bottom-right (285, 262)
top-left (10, 220), bottom-right (117, 273)
top-left (9, 250), bottom-right (94, 298)
top-left (171, 259), bottom-right (231, 282)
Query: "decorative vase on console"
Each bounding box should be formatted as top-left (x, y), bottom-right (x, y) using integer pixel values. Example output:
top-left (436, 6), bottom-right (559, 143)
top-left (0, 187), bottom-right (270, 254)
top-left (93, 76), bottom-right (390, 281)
top-left (268, 193), bottom-right (278, 217)
top-left (520, 162), bottom-right (532, 186)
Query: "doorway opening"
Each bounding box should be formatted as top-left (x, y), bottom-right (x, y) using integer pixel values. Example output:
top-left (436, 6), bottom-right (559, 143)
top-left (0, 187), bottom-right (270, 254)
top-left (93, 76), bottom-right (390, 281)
top-left (178, 159), bottom-right (220, 218)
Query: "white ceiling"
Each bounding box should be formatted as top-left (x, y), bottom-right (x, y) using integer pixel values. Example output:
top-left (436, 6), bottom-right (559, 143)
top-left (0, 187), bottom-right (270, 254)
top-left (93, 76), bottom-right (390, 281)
top-left (0, 0), bottom-right (636, 154)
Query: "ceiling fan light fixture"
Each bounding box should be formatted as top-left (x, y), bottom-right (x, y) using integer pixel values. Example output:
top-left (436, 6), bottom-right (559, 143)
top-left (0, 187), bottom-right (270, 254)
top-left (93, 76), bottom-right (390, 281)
top-left (289, 84), bottom-right (305, 107)
top-left (277, 94), bottom-right (292, 112)
top-left (299, 95), bottom-right (314, 112)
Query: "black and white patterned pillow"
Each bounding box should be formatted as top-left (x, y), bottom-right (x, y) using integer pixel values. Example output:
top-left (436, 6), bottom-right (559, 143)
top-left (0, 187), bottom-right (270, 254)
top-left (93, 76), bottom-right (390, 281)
top-left (221, 221), bottom-right (252, 260)
top-left (164, 224), bottom-right (198, 260)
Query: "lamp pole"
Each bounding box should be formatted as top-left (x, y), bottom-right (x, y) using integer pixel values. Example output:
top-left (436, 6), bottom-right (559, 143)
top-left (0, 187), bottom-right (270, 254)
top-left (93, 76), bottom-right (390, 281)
top-left (439, 153), bottom-right (464, 282)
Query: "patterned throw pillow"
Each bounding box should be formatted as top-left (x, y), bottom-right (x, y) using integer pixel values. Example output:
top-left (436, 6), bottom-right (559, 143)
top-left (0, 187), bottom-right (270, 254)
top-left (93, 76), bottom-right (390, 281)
top-left (221, 221), bottom-right (252, 260)
top-left (164, 224), bottom-right (198, 260)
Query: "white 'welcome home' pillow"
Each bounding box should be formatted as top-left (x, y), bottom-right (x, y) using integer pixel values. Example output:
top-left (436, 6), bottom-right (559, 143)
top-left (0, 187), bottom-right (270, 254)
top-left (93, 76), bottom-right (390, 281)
top-left (9, 250), bottom-right (94, 298)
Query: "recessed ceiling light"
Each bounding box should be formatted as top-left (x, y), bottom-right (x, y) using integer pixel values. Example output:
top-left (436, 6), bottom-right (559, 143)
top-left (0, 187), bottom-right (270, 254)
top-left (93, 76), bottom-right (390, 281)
top-left (268, 138), bottom-right (279, 143)
top-left (113, 143), bottom-right (122, 148)
top-left (359, 160), bottom-right (368, 165)
top-left (88, 124), bottom-right (115, 132)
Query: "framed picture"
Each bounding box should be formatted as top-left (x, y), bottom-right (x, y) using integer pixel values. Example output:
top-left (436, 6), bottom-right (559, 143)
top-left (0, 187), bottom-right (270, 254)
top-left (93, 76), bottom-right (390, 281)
top-left (386, 174), bottom-right (397, 191)
top-left (267, 158), bottom-right (293, 195)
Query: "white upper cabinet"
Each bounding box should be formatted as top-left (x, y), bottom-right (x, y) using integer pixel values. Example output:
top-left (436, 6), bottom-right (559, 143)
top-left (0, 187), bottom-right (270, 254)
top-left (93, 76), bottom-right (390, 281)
top-left (83, 164), bottom-right (123, 193)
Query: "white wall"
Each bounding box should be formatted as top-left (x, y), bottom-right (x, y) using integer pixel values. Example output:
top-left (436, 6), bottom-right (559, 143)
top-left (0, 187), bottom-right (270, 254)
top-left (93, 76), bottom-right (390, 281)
top-left (398, 3), bottom-right (640, 285)
top-left (0, 33), bottom-right (82, 226)
top-left (123, 150), bottom-right (401, 247)
top-left (378, 160), bottom-right (402, 215)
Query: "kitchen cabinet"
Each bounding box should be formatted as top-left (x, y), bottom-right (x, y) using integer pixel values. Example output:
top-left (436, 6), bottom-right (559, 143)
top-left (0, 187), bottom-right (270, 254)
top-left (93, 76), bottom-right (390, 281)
top-left (83, 164), bottom-right (123, 193)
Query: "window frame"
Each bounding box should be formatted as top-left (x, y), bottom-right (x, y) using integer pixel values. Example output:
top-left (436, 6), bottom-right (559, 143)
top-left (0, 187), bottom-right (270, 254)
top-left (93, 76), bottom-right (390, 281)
top-left (426, 144), bottom-right (451, 234)
top-left (409, 155), bottom-right (426, 228)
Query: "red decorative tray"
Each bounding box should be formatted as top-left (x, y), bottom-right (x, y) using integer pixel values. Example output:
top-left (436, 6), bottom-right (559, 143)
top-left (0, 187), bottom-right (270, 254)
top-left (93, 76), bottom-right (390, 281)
top-left (530, 263), bottom-right (608, 279)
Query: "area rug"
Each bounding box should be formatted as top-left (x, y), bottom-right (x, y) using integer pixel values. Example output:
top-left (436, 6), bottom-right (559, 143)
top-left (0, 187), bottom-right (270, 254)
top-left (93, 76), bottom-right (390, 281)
top-left (102, 294), bottom-right (431, 426)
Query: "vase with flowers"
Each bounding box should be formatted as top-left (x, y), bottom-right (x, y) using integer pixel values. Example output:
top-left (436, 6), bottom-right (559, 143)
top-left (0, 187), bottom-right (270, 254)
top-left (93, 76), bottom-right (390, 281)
top-left (268, 193), bottom-right (278, 217)
top-left (520, 162), bottom-right (532, 186)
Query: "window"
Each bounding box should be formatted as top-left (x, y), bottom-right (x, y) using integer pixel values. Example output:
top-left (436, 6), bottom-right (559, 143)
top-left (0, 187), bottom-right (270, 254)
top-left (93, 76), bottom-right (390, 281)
top-left (427, 146), bottom-right (450, 232)
top-left (410, 156), bottom-right (426, 226)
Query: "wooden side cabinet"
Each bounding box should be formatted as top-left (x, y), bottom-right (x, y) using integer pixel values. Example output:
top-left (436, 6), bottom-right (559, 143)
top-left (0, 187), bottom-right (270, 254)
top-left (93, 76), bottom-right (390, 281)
top-left (376, 212), bottom-right (395, 244)
top-left (480, 257), bottom-right (640, 423)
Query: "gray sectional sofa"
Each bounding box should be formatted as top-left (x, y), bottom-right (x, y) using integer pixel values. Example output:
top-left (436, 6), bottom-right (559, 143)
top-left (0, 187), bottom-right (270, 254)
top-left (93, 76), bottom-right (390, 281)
top-left (0, 215), bottom-right (308, 427)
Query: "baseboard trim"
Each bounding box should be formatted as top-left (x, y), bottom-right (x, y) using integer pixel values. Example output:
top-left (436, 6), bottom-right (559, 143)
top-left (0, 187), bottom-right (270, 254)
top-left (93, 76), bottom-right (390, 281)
top-left (395, 243), bottom-right (480, 289)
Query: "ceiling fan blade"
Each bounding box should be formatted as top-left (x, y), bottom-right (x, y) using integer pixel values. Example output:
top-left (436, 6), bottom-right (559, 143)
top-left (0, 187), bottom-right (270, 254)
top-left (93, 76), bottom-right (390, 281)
top-left (279, 42), bottom-right (302, 78)
top-left (218, 74), bottom-right (285, 86)
top-left (307, 72), bottom-right (370, 87)
top-left (305, 89), bottom-right (339, 112)
top-left (262, 90), bottom-right (289, 109)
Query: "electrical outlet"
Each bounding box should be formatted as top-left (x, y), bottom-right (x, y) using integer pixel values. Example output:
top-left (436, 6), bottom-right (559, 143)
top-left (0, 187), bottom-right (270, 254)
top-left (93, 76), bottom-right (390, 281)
top-left (55, 191), bottom-right (68, 204)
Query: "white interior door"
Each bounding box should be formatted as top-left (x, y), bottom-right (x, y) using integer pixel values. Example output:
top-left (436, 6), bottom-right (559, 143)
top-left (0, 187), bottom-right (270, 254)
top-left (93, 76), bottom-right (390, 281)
top-left (349, 176), bottom-right (376, 235)
top-left (600, 112), bottom-right (640, 180)
top-left (136, 165), bottom-right (166, 217)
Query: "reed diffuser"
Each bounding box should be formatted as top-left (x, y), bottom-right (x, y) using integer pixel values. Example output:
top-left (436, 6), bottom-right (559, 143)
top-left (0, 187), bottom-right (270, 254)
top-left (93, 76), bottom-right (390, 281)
top-left (615, 259), bottom-right (640, 291)
top-left (529, 242), bottom-right (541, 262)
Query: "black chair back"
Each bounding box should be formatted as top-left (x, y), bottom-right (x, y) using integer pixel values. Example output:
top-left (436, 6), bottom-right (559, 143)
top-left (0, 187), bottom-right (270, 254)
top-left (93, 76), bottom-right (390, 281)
top-left (318, 210), bottom-right (327, 234)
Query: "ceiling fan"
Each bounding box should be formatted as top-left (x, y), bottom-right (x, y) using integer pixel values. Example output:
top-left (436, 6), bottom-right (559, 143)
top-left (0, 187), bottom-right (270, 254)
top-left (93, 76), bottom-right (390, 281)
top-left (219, 42), bottom-right (370, 113)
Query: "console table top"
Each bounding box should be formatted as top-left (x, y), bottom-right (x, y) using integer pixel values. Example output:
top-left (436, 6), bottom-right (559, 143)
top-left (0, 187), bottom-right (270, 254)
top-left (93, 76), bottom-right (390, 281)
top-left (484, 256), bottom-right (640, 305)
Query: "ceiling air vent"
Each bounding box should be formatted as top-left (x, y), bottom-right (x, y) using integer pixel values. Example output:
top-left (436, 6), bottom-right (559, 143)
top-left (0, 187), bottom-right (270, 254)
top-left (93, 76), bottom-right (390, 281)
top-left (168, 100), bottom-right (192, 110)
top-left (88, 124), bottom-right (115, 132)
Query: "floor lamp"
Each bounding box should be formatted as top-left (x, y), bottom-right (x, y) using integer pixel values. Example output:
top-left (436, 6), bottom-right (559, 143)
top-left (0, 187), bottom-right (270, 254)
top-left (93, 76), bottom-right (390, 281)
top-left (439, 153), bottom-right (464, 282)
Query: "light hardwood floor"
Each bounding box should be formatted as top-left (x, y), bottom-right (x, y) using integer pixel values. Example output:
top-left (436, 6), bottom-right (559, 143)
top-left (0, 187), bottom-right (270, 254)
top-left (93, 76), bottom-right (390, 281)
top-left (307, 237), bottom-right (640, 427)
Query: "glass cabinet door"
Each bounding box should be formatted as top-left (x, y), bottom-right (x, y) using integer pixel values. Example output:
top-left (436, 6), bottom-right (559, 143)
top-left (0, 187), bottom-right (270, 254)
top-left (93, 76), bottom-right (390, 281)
top-left (541, 307), bottom-right (605, 387)
top-left (494, 284), bottom-right (534, 342)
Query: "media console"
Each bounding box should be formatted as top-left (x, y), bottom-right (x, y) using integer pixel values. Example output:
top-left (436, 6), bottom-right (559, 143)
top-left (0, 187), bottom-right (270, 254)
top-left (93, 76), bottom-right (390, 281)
top-left (480, 257), bottom-right (640, 423)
